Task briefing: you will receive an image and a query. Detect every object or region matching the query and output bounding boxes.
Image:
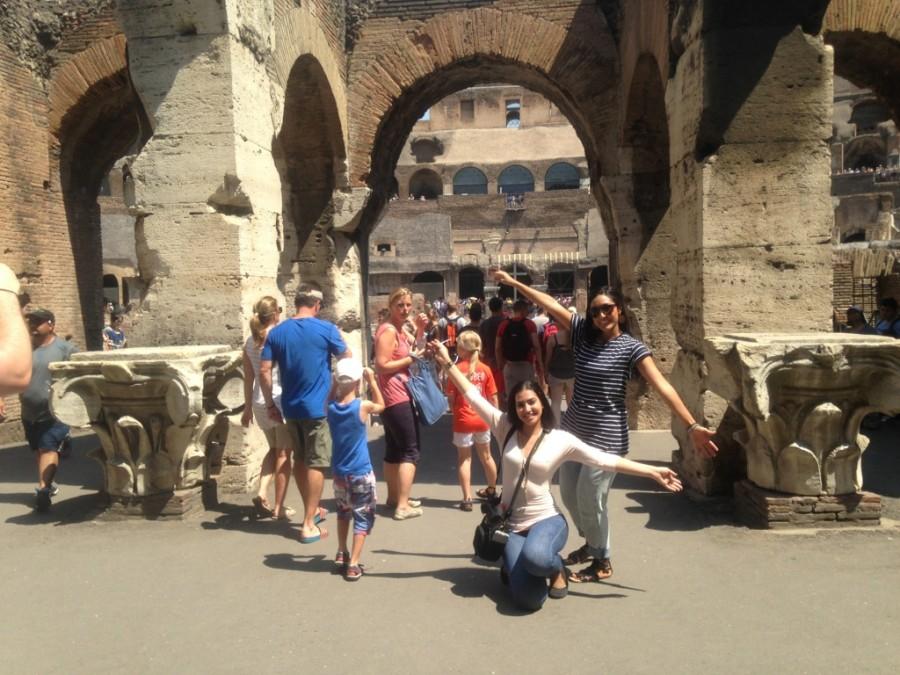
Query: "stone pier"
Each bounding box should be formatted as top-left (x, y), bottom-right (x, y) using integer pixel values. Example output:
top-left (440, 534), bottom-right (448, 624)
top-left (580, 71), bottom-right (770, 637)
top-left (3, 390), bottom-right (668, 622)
top-left (704, 333), bottom-right (900, 528)
top-left (50, 346), bottom-right (245, 518)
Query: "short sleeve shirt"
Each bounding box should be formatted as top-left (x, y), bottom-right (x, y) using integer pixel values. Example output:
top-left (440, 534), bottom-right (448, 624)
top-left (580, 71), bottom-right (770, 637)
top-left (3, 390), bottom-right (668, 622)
top-left (261, 317), bottom-right (347, 419)
top-left (446, 360), bottom-right (497, 433)
top-left (20, 338), bottom-right (77, 423)
top-left (560, 315), bottom-right (651, 454)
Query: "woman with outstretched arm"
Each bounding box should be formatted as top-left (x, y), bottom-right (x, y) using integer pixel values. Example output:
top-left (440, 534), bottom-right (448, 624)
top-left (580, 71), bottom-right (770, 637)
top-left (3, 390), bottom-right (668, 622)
top-left (490, 269), bottom-right (717, 584)
top-left (430, 339), bottom-right (682, 612)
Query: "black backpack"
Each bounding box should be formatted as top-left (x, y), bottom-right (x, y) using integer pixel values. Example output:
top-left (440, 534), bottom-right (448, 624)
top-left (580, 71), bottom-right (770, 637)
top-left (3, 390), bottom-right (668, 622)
top-left (501, 319), bottom-right (532, 362)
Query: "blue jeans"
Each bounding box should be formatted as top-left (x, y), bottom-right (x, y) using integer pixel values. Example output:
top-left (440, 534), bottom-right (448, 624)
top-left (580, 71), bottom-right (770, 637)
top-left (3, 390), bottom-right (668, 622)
top-left (503, 514), bottom-right (568, 611)
top-left (559, 462), bottom-right (617, 559)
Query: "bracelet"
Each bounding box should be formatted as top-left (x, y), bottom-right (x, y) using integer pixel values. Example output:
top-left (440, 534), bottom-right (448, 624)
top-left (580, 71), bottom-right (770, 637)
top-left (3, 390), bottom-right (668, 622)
top-left (687, 422), bottom-right (701, 433)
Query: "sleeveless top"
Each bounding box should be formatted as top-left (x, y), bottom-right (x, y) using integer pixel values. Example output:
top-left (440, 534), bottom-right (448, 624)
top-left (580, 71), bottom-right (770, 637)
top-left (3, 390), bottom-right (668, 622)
top-left (327, 398), bottom-right (372, 476)
top-left (375, 322), bottom-right (411, 407)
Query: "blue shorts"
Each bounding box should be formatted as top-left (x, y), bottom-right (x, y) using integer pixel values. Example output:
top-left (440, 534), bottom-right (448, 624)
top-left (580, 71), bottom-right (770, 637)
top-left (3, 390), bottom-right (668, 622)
top-left (334, 471), bottom-right (376, 535)
top-left (23, 418), bottom-right (70, 453)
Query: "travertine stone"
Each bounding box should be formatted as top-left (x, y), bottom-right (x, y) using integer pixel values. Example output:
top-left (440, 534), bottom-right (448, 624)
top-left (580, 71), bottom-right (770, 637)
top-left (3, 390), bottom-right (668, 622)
top-left (705, 334), bottom-right (900, 496)
top-left (49, 346), bottom-right (244, 505)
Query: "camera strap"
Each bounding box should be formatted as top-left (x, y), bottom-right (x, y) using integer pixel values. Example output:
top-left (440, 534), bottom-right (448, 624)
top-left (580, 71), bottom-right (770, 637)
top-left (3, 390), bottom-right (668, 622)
top-left (499, 429), bottom-right (547, 529)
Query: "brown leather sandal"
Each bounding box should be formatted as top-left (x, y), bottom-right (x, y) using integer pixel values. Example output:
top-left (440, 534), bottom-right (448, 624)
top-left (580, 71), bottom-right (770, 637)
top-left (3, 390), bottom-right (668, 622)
top-left (562, 544), bottom-right (591, 566)
top-left (568, 558), bottom-right (613, 583)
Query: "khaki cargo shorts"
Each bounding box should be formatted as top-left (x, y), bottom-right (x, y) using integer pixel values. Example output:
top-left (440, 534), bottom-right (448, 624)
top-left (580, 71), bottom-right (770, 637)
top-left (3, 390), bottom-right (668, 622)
top-left (286, 417), bottom-right (332, 469)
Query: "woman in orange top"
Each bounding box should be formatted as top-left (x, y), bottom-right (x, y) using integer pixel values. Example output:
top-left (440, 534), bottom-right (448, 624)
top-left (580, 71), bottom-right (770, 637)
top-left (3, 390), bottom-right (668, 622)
top-left (445, 331), bottom-right (499, 511)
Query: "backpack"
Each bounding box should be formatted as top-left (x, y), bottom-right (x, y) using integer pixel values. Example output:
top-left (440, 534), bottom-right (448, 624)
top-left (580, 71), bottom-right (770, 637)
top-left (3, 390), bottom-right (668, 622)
top-left (501, 319), bottom-right (531, 362)
top-left (446, 319), bottom-right (458, 348)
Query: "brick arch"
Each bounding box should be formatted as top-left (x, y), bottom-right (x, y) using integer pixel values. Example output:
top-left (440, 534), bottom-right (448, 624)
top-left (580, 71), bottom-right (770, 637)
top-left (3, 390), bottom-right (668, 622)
top-left (48, 34), bottom-right (149, 349)
top-left (268, 0), bottom-right (348, 162)
top-left (348, 5), bottom-right (620, 204)
top-left (823, 0), bottom-right (900, 122)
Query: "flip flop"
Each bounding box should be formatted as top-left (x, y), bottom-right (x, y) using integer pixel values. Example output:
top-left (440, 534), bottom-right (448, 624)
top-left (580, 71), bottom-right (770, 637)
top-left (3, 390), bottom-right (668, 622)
top-left (299, 524), bottom-right (328, 544)
top-left (313, 506), bottom-right (327, 525)
top-left (251, 496), bottom-right (274, 520)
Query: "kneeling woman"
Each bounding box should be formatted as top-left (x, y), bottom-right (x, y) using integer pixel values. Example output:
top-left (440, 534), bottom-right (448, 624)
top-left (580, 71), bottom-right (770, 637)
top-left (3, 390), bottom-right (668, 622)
top-left (431, 339), bottom-right (683, 611)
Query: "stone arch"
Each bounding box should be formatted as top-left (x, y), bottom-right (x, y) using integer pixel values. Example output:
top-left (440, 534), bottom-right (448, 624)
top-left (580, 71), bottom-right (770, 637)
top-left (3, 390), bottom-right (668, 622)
top-left (544, 162), bottom-right (581, 191)
top-left (497, 165), bottom-right (535, 194)
top-left (823, 0), bottom-right (900, 122)
top-left (844, 135), bottom-right (886, 170)
top-left (273, 53), bottom-right (348, 299)
top-left (453, 167), bottom-right (488, 195)
top-left (49, 35), bottom-right (150, 349)
top-left (409, 168), bottom-right (443, 199)
top-left (348, 5), bottom-right (620, 229)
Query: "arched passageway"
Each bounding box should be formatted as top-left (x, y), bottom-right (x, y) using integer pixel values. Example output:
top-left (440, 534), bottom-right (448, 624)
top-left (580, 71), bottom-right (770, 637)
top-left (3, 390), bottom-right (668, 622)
top-left (499, 267), bottom-right (532, 301)
top-left (409, 169), bottom-right (443, 199)
top-left (411, 271), bottom-right (444, 303)
top-left (274, 54), bottom-right (347, 299)
top-left (458, 266), bottom-right (485, 299)
top-left (51, 36), bottom-right (150, 349)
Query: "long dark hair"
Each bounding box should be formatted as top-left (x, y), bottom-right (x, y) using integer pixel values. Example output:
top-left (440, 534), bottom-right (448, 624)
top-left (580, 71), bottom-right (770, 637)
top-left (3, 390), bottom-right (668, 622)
top-left (584, 286), bottom-right (628, 344)
top-left (506, 380), bottom-right (556, 431)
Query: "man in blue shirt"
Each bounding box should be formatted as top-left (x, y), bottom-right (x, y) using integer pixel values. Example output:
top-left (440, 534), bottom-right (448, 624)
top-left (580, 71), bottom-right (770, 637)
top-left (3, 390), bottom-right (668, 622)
top-left (260, 284), bottom-right (351, 543)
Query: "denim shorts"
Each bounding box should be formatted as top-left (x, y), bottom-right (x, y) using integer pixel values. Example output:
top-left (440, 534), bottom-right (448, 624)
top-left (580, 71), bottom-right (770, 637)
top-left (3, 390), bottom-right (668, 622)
top-left (334, 471), bottom-right (377, 535)
top-left (23, 418), bottom-right (70, 453)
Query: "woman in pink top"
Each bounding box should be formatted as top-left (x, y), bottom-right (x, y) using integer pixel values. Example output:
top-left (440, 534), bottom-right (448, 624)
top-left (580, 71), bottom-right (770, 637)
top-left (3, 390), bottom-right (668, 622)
top-left (431, 339), bottom-right (682, 611)
top-left (374, 288), bottom-right (429, 520)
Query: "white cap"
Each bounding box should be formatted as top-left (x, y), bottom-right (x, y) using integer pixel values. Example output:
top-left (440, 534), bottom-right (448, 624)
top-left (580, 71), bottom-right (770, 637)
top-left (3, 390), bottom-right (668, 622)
top-left (334, 358), bottom-right (363, 383)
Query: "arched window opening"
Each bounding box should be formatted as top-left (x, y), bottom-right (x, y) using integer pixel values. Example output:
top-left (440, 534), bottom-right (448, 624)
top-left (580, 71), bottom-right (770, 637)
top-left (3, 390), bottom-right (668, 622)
top-left (544, 162), bottom-right (581, 190)
top-left (411, 271), bottom-right (444, 303)
top-left (497, 165), bottom-right (534, 194)
top-left (841, 230), bottom-right (866, 243)
top-left (547, 268), bottom-right (575, 295)
top-left (458, 267), bottom-right (485, 299)
top-left (498, 267), bottom-right (531, 300)
top-left (589, 265), bottom-right (609, 293)
top-left (850, 100), bottom-right (891, 134)
top-left (506, 99), bottom-right (521, 128)
top-left (103, 274), bottom-right (120, 305)
top-left (453, 167), bottom-right (488, 195)
top-left (409, 169), bottom-right (443, 199)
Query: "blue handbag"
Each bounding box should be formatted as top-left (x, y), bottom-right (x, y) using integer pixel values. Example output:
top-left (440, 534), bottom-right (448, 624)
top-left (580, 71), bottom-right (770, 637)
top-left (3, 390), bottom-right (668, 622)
top-left (405, 356), bottom-right (447, 426)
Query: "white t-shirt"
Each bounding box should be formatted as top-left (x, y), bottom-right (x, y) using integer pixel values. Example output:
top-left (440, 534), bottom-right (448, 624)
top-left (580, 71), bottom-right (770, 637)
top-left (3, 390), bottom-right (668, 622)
top-left (244, 334), bottom-right (283, 429)
top-left (465, 388), bottom-right (621, 532)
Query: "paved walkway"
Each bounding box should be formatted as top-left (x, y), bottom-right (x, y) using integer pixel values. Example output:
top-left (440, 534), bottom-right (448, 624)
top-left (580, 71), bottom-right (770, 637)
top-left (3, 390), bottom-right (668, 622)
top-left (1, 416), bottom-right (899, 674)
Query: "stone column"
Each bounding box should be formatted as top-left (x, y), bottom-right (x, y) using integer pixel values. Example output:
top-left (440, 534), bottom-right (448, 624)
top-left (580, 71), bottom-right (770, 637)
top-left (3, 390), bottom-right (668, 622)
top-left (667, 4), bottom-right (835, 494)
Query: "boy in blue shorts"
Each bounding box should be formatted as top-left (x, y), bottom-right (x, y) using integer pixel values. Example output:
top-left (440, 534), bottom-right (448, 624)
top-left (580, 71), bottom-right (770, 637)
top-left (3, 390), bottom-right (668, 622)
top-left (327, 359), bottom-right (384, 581)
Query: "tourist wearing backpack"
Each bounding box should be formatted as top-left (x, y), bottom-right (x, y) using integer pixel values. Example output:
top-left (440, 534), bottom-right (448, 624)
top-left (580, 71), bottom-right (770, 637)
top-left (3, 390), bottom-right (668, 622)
top-left (495, 299), bottom-right (544, 395)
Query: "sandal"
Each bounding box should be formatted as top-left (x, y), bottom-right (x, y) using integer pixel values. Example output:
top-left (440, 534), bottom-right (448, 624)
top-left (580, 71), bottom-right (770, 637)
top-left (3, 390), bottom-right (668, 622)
top-left (299, 524), bottom-right (328, 544)
top-left (344, 564), bottom-right (364, 581)
top-left (459, 499), bottom-right (474, 512)
top-left (568, 558), bottom-right (613, 583)
top-left (251, 496), bottom-right (274, 520)
top-left (333, 550), bottom-right (350, 573)
top-left (562, 544), bottom-right (591, 566)
top-left (475, 486), bottom-right (497, 500)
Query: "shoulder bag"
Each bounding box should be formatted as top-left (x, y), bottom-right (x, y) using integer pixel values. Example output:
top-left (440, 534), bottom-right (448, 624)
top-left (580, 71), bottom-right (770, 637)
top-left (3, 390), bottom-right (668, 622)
top-left (405, 355), bottom-right (447, 426)
top-left (473, 428), bottom-right (547, 561)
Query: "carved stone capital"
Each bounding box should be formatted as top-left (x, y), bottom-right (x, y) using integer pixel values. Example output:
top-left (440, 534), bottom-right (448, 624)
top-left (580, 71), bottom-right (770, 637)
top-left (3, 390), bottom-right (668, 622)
top-left (49, 346), bottom-right (243, 499)
top-left (704, 333), bottom-right (900, 495)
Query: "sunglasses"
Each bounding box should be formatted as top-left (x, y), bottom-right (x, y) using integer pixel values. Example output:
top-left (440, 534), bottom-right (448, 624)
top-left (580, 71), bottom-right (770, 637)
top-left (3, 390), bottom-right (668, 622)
top-left (589, 304), bottom-right (617, 317)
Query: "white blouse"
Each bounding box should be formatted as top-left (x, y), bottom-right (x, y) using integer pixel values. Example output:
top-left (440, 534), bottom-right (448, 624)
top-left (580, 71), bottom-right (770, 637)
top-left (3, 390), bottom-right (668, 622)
top-left (465, 388), bottom-right (623, 532)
